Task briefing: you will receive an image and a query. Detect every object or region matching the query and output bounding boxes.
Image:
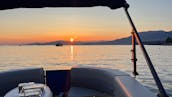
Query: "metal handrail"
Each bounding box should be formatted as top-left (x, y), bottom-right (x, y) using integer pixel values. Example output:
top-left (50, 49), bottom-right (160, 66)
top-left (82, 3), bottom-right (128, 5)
top-left (123, 5), bottom-right (169, 97)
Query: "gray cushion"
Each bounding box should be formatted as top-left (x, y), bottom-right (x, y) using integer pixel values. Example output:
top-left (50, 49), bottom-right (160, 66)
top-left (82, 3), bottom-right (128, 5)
top-left (71, 67), bottom-right (128, 95)
top-left (0, 68), bottom-right (45, 96)
top-left (71, 67), bottom-right (156, 97)
top-left (113, 76), bottom-right (156, 97)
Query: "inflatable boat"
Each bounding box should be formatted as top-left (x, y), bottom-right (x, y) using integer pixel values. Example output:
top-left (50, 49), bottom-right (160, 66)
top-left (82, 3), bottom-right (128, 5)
top-left (0, 66), bottom-right (156, 97)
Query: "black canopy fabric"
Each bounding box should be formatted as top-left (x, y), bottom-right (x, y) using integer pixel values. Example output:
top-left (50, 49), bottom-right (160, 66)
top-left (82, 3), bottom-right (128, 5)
top-left (0, 0), bottom-right (128, 10)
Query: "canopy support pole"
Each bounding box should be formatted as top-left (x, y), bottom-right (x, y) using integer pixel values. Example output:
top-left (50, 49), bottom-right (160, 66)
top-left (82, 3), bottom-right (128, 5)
top-left (123, 6), bottom-right (169, 97)
top-left (131, 30), bottom-right (138, 76)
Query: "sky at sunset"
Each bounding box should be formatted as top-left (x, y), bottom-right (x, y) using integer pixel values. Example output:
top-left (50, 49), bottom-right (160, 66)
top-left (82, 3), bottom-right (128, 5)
top-left (0, 0), bottom-right (172, 45)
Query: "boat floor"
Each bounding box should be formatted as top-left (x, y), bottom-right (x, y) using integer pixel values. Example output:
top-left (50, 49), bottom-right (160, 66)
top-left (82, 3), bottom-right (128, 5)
top-left (68, 87), bottom-right (113, 97)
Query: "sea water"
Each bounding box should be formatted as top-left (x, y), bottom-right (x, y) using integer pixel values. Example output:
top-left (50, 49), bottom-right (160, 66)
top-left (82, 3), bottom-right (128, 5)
top-left (0, 45), bottom-right (171, 96)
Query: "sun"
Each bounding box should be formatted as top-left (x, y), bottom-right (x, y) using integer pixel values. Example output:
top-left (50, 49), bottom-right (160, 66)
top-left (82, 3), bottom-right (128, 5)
top-left (70, 38), bottom-right (74, 43)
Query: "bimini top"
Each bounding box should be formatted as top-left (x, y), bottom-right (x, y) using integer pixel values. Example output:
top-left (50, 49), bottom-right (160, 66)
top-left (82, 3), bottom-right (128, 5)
top-left (0, 0), bottom-right (128, 10)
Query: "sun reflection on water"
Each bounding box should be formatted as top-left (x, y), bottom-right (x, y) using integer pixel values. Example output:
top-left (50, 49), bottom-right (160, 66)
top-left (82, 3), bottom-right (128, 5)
top-left (70, 45), bottom-right (74, 61)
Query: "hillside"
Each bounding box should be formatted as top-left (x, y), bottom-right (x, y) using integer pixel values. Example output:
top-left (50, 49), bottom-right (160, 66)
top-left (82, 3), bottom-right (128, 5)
top-left (26, 30), bottom-right (172, 45)
top-left (78, 30), bottom-right (172, 45)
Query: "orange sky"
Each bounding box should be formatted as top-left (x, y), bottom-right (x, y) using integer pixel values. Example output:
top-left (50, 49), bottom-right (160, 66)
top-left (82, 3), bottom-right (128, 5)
top-left (0, 0), bottom-right (172, 45)
top-left (0, 31), bottom-right (130, 44)
top-left (0, 8), bottom-right (131, 45)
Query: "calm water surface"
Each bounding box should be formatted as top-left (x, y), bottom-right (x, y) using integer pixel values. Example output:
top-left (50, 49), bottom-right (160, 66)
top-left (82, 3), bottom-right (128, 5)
top-left (0, 45), bottom-right (171, 96)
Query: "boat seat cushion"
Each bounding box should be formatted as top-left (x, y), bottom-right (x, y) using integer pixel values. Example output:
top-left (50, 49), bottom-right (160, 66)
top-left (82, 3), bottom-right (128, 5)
top-left (113, 76), bottom-right (156, 97)
top-left (71, 67), bottom-right (129, 95)
top-left (0, 68), bottom-right (45, 96)
top-left (69, 86), bottom-right (113, 97)
top-left (71, 67), bottom-right (156, 97)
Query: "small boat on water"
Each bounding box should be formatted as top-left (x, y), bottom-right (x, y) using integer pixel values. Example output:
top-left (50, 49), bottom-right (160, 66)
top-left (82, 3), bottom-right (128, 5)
top-left (0, 0), bottom-right (169, 97)
top-left (56, 43), bottom-right (63, 46)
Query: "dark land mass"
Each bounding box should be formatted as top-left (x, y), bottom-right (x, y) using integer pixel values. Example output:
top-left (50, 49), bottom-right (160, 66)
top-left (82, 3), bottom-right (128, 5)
top-left (26, 30), bottom-right (172, 45)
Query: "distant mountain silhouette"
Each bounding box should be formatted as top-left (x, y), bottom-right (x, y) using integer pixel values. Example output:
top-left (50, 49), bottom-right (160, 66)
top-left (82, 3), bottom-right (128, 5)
top-left (78, 30), bottom-right (172, 45)
top-left (27, 40), bottom-right (69, 45)
top-left (26, 30), bottom-right (172, 45)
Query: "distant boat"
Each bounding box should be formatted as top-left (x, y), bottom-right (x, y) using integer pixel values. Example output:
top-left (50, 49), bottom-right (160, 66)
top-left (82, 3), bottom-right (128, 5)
top-left (56, 43), bottom-right (63, 46)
